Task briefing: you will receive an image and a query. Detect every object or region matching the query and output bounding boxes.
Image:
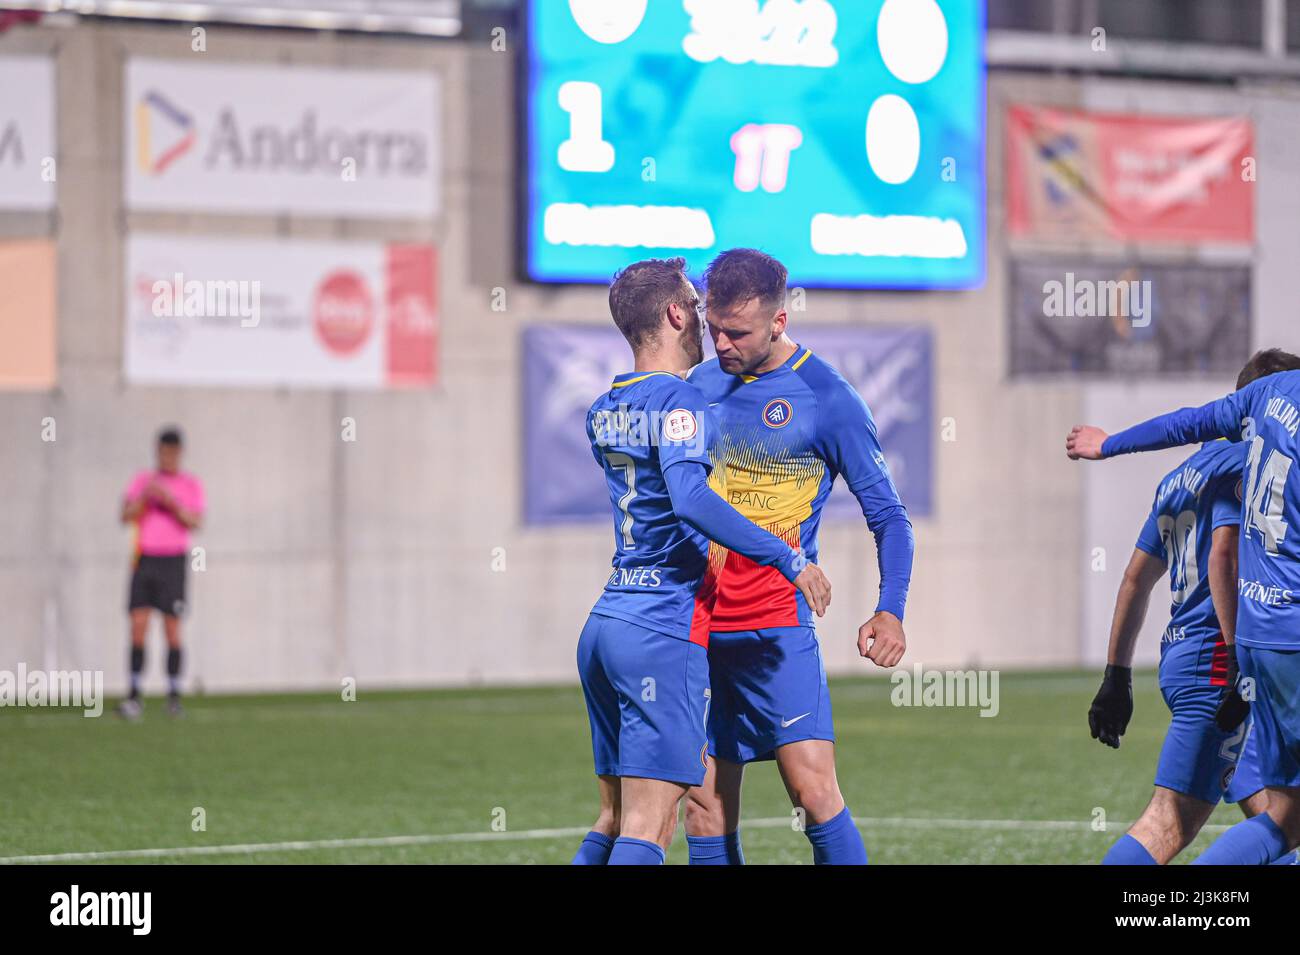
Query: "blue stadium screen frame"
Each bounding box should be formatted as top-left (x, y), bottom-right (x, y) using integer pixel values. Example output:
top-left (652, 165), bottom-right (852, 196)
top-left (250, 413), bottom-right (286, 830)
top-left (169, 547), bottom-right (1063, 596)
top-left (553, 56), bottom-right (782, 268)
top-left (522, 0), bottom-right (985, 289)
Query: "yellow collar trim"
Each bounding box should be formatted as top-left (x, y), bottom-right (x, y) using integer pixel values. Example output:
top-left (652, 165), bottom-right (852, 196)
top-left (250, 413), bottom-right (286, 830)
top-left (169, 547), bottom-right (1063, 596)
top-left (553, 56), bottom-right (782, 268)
top-left (612, 371), bottom-right (677, 388)
top-left (740, 348), bottom-right (812, 384)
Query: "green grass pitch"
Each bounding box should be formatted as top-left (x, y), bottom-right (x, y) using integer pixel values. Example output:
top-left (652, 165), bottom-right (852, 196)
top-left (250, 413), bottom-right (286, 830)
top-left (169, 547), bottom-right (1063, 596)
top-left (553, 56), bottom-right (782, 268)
top-left (0, 670), bottom-right (1249, 864)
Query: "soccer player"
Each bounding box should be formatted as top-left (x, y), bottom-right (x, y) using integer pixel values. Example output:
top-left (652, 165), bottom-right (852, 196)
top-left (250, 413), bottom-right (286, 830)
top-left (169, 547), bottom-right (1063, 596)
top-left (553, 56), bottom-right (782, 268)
top-left (1068, 348), bottom-right (1300, 864)
top-left (682, 249), bottom-right (915, 866)
top-left (574, 257), bottom-right (833, 866)
top-left (1089, 352), bottom-right (1300, 865)
top-left (118, 427), bottom-right (205, 720)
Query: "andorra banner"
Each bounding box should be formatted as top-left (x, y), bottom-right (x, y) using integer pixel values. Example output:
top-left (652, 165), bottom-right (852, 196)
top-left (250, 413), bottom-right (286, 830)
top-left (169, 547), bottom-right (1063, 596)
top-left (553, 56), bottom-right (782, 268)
top-left (522, 323), bottom-right (933, 525)
top-left (1006, 105), bottom-right (1254, 245)
top-left (124, 234), bottom-right (437, 389)
top-left (124, 58), bottom-right (440, 219)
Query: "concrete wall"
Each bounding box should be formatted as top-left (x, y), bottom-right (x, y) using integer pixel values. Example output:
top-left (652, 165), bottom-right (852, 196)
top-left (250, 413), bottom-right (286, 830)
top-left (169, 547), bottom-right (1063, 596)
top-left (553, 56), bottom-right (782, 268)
top-left (10, 19), bottom-right (1275, 693)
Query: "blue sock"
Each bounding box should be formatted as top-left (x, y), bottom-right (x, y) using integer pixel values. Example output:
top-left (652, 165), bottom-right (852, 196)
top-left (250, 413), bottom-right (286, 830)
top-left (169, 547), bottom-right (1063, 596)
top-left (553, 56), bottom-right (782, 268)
top-left (805, 807), bottom-right (868, 865)
top-left (686, 831), bottom-right (745, 865)
top-left (607, 836), bottom-right (666, 865)
top-left (1270, 850), bottom-right (1299, 865)
top-left (571, 830), bottom-right (615, 865)
top-left (1194, 813), bottom-right (1290, 865)
top-left (1102, 833), bottom-right (1158, 865)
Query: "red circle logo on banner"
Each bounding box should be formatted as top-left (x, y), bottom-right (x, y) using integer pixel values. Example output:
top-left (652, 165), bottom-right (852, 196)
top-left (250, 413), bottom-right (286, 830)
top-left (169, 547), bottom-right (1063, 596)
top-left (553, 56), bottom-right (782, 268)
top-left (313, 270), bottom-right (374, 356)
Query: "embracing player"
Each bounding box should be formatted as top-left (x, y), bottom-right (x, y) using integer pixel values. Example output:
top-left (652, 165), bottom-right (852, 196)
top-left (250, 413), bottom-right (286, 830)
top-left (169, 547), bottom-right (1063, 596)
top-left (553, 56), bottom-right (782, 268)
top-left (1069, 348), bottom-right (1300, 864)
top-left (682, 249), bottom-right (915, 865)
top-left (572, 257), bottom-right (832, 866)
top-left (1089, 351), bottom-right (1300, 865)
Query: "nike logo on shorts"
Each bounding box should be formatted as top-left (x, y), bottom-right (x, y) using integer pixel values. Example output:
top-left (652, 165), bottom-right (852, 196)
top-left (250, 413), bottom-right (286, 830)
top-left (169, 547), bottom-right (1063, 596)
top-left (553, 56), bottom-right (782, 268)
top-left (781, 712), bottom-right (811, 728)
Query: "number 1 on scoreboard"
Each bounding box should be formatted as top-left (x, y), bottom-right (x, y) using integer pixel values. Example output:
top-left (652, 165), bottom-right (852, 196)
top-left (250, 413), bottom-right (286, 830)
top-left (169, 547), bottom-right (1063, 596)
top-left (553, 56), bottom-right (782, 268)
top-left (557, 81), bottom-right (615, 173)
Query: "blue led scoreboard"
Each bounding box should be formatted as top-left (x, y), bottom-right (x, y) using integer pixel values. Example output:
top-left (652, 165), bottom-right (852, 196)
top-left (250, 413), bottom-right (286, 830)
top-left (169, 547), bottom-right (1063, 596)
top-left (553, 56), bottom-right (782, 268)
top-left (523, 0), bottom-right (985, 289)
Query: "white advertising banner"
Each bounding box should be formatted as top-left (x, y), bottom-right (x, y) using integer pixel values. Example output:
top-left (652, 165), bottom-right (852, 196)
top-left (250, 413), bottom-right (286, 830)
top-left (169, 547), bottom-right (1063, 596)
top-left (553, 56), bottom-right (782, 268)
top-left (124, 58), bottom-right (440, 218)
top-left (0, 56), bottom-right (56, 210)
top-left (125, 233), bottom-right (438, 389)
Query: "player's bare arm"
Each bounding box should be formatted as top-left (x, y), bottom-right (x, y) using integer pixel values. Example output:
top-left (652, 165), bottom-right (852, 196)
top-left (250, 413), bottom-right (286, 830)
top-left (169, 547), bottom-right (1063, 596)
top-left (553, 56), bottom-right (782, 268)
top-left (1209, 524), bottom-right (1249, 731)
top-left (1105, 549), bottom-right (1166, 669)
top-left (1208, 525), bottom-right (1240, 648)
top-left (1066, 425), bottom-right (1110, 460)
top-left (1088, 549), bottom-right (1165, 748)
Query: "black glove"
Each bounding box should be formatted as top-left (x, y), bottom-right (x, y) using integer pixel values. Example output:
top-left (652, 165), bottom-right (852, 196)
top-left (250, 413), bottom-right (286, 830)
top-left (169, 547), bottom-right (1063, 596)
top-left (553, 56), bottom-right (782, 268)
top-left (1088, 664), bottom-right (1133, 749)
top-left (1215, 649), bottom-right (1250, 732)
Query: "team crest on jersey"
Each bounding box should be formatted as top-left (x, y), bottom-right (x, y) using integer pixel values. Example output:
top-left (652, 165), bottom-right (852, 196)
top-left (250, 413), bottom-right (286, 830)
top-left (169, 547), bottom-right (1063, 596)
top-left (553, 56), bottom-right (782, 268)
top-left (762, 398), bottom-right (793, 429)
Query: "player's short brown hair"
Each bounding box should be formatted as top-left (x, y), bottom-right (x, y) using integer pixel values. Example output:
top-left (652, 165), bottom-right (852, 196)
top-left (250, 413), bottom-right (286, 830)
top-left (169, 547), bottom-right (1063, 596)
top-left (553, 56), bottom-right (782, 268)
top-left (703, 248), bottom-right (787, 314)
top-left (1237, 348), bottom-right (1300, 389)
top-left (607, 257), bottom-right (692, 349)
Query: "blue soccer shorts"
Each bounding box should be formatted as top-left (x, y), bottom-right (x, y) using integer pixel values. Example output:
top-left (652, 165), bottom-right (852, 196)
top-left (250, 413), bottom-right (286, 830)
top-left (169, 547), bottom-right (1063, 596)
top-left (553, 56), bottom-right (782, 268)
top-left (576, 612), bottom-right (711, 787)
top-left (1227, 717), bottom-right (1263, 804)
top-left (706, 625), bottom-right (835, 765)
top-left (1155, 683), bottom-right (1263, 804)
top-left (1235, 645), bottom-right (1300, 789)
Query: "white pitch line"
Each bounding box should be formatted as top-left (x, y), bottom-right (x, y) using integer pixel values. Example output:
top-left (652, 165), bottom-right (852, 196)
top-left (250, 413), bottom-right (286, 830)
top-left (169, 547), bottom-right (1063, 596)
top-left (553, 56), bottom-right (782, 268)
top-left (0, 827), bottom-right (593, 864)
top-left (1, 814), bottom-right (1223, 864)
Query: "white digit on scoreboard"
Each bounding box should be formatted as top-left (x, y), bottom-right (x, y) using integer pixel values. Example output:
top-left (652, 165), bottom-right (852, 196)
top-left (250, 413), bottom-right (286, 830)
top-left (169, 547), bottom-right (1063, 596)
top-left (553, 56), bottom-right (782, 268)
top-left (557, 81), bottom-right (615, 173)
top-left (570, 0), bottom-right (648, 45)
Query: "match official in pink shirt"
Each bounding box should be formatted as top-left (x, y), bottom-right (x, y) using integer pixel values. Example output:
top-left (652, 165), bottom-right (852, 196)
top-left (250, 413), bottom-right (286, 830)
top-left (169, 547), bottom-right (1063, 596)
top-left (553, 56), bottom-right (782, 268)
top-left (118, 427), bottom-right (205, 719)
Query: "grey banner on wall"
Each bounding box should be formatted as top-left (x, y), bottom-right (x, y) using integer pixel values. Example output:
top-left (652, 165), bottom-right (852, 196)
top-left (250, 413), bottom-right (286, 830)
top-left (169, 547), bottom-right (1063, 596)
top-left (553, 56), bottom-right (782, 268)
top-left (1009, 259), bottom-right (1251, 377)
top-left (522, 323), bottom-right (934, 525)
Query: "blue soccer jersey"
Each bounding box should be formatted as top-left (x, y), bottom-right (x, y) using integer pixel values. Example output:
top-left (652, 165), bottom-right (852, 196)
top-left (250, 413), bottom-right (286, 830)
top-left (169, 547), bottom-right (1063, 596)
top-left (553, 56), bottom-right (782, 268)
top-left (578, 368), bottom-right (808, 791)
top-left (688, 345), bottom-right (906, 631)
top-left (1104, 369), bottom-right (1300, 650)
top-left (586, 369), bottom-right (808, 645)
top-left (587, 371), bottom-right (720, 644)
top-left (1135, 441), bottom-right (1244, 687)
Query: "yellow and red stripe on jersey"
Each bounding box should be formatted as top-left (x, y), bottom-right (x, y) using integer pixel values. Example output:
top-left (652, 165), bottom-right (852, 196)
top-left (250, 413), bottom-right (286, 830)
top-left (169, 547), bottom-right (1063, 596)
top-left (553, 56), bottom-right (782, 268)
top-left (686, 539), bottom-right (730, 646)
top-left (707, 423), bottom-right (827, 630)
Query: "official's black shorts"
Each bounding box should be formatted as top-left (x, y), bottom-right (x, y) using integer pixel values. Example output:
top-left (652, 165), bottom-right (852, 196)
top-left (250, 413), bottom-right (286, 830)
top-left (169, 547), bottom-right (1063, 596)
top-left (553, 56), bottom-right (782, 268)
top-left (128, 555), bottom-right (188, 617)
